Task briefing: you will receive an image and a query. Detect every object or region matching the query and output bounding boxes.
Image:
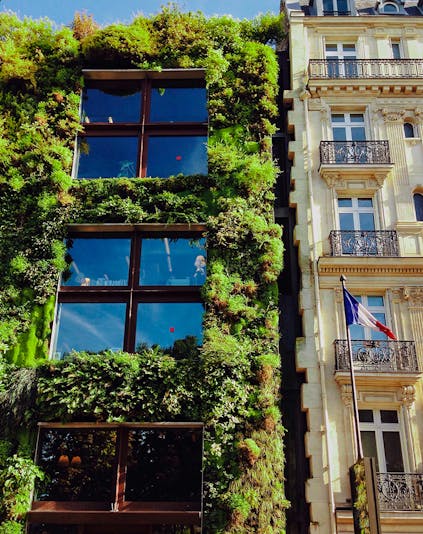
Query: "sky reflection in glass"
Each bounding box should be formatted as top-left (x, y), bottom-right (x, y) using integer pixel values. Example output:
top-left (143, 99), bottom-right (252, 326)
top-left (140, 238), bottom-right (206, 286)
top-left (54, 303), bottom-right (126, 358)
top-left (81, 86), bottom-right (141, 123)
top-left (63, 238), bottom-right (131, 286)
top-left (135, 302), bottom-right (203, 350)
top-left (77, 136), bottom-right (138, 178)
top-left (150, 85), bottom-right (207, 123)
top-left (146, 136), bottom-right (207, 177)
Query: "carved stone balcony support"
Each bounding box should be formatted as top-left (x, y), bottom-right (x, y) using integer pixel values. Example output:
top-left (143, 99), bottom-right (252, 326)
top-left (329, 230), bottom-right (399, 257)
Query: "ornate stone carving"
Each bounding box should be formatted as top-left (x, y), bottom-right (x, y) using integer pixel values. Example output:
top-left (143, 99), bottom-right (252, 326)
top-left (400, 385), bottom-right (416, 407)
top-left (320, 171), bottom-right (341, 189)
top-left (403, 287), bottom-right (423, 307)
top-left (380, 108), bottom-right (406, 123)
top-left (340, 384), bottom-right (353, 407)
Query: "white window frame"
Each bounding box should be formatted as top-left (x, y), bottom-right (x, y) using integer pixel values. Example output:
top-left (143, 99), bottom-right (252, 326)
top-left (337, 197), bottom-right (377, 232)
top-left (390, 40), bottom-right (403, 60)
top-left (359, 408), bottom-right (407, 473)
top-left (331, 112), bottom-right (366, 141)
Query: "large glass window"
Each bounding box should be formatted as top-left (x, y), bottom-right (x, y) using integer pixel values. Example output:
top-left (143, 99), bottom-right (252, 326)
top-left (29, 424), bottom-right (203, 532)
top-left (359, 409), bottom-right (405, 472)
top-left (53, 229), bottom-right (206, 358)
top-left (349, 295), bottom-right (390, 341)
top-left (338, 197), bottom-right (376, 254)
top-left (76, 76), bottom-right (208, 179)
top-left (325, 43), bottom-right (357, 77)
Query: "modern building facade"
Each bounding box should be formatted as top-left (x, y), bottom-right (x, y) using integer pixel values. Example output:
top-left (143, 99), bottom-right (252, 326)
top-left (283, 0), bottom-right (423, 532)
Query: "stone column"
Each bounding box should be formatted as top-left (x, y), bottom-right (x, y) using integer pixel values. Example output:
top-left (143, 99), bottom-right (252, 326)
top-left (403, 287), bottom-right (423, 369)
top-left (399, 385), bottom-right (417, 471)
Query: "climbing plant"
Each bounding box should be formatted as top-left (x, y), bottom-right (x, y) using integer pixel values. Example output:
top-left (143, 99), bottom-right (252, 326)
top-left (0, 5), bottom-right (288, 533)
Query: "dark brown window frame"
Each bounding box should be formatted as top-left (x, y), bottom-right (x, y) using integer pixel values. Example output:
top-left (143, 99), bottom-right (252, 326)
top-left (77, 69), bottom-right (208, 179)
top-left (53, 224), bottom-right (206, 356)
top-left (28, 422), bottom-right (203, 528)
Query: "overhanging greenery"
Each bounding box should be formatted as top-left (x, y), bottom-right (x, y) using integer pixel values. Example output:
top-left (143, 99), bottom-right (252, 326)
top-left (0, 6), bottom-right (287, 532)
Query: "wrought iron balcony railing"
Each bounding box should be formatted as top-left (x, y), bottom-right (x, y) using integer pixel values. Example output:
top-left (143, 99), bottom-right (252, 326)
top-left (334, 339), bottom-right (419, 373)
top-left (322, 10), bottom-right (351, 15)
top-left (377, 473), bottom-right (423, 511)
top-left (309, 59), bottom-right (423, 79)
top-left (320, 140), bottom-right (391, 165)
top-left (329, 230), bottom-right (399, 257)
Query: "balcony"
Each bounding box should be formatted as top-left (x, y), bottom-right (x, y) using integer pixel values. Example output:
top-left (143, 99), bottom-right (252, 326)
top-left (322, 10), bottom-right (351, 15)
top-left (329, 230), bottom-right (399, 257)
top-left (377, 473), bottom-right (423, 511)
top-left (309, 59), bottom-right (423, 80)
top-left (308, 59), bottom-right (423, 97)
top-left (320, 141), bottom-right (391, 165)
top-left (334, 339), bottom-right (421, 388)
top-left (335, 339), bottom-right (418, 374)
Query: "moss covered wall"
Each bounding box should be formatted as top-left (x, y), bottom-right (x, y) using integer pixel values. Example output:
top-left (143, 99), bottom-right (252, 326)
top-left (0, 6), bottom-right (288, 533)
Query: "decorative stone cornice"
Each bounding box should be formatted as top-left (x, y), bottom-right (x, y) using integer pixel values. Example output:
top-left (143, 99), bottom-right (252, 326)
top-left (403, 287), bottom-right (423, 307)
top-left (319, 169), bottom-right (390, 193)
top-left (319, 257), bottom-right (423, 279)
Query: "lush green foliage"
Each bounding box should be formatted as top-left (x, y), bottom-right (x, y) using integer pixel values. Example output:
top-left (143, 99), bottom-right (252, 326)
top-left (0, 6), bottom-right (286, 532)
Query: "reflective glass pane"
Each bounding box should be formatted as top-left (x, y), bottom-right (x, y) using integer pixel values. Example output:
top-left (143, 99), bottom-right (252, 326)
top-left (36, 428), bottom-right (117, 501)
top-left (370, 313), bottom-right (387, 340)
top-left (340, 213), bottom-right (354, 230)
top-left (323, 0), bottom-right (334, 11)
top-left (359, 410), bottom-right (374, 423)
top-left (350, 323), bottom-right (365, 340)
top-left (367, 296), bottom-right (384, 307)
top-left (81, 84), bottom-right (141, 123)
top-left (343, 44), bottom-right (356, 52)
top-left (326, 44), bottom-right (337, 52)
top-left (146, 136), bottom-right (207, 177)
top-left (351, 114), bottom-right (365, 123)
top-left (150, 82), bottom-right (207, 123)
top-left (351, 127), bottom-right (366, 141)
top-left (54, 303), bottom-right (126, 359)
top-left (381, 410), bottom-right (398, 424)
top-left (404, 123), bottom-right (414, 138)
top-left (361, 431), bottom-right (379, 469)
top-left (63, 238), bottom-right (131, 286)
top-left (383, 3), bottom-right (398, 12)
top-left (337, 0), bottom-right (349, 12)
top-left (140, 238), bottom-right (206, 286)
top-left (338, 198), bottom-right (353, 208)
top-left (359, 213), bottom-right (375, 231)
top-left (135, 302), bottom-right (203, 350)
top-left (333, 127), bottom-right (346, 141)
top-left (77, 136), bottom-right (138, 179)
top-left (358, 198), bottom-right (373, 207)
top-left (383, 432), bottom-right (404, 472)
top-left (332, 114), bottom-right (345, 123)
top-left (125, 428), bottom-right (202, 502)
top-left (414, 194), bottom-right (423, 221)
top-left (392, 43), bottom-right (401, 59)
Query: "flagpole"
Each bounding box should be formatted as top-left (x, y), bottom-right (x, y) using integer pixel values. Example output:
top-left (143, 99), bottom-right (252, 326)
top-left (340, 275), bottom-right (363, 461)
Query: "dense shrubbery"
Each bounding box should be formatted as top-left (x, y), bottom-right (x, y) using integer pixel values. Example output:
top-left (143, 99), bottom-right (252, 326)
top-left (0, 6), bottom-right (287, 532)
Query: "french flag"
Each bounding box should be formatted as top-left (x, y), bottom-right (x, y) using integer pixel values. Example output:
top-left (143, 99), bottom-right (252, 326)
top-left (343, 288), bottom-right (397, 340)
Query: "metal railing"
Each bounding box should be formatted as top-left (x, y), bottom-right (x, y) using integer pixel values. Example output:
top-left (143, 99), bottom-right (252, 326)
top-left (329, 230), bottom-right (399, 256)
top-left (334, 339), bottom-right (419, 373)
top-left (309, 59), bottom-right (423, 79)
top-left (377, 473), bottom-right (423, 511)
top-left (320, 140), bottom-right (391, 165)
top-left (322, 10), bottom-right (351, 15)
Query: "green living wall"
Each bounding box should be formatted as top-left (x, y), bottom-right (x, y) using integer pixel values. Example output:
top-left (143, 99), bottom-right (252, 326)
top-left (0, 6), bottom-right (287, 533)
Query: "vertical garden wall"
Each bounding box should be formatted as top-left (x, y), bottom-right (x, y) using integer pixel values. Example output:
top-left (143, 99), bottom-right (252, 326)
top-left (0, 6), bottom-right (287, 533)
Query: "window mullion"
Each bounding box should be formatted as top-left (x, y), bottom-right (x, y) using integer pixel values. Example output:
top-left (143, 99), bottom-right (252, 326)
top-left (139, 80), bottom-right (151, 177)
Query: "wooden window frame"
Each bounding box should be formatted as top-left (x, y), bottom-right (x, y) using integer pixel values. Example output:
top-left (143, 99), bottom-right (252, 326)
top-left (52, 224), bottom-right (206, 357)
top-left (28, 422), bottom-right (203, 528)
top-left (77, 70), bottom-right (208, 179)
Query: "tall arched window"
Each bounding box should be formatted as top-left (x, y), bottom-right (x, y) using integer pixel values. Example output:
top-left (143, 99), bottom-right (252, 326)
top-left (404, 123), bottom-right (415, 138)
top-left (414, 193), bottom-right (423, 222)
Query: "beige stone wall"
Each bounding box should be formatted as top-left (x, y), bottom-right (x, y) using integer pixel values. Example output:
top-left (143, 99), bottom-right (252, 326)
top-left (284, 5), bottom-right (423, 533)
